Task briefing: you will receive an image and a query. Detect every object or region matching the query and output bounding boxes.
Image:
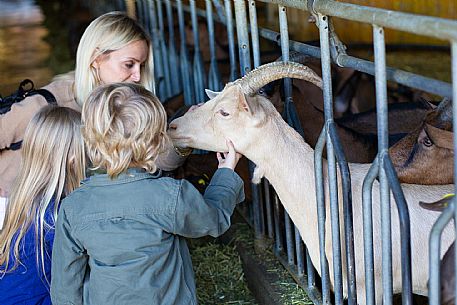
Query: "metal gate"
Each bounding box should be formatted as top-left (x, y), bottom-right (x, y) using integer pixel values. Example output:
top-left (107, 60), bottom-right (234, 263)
top-left (135, 1), bottom-right (457, 304)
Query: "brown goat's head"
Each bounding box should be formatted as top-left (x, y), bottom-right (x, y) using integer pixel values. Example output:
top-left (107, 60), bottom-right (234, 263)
top-left (389, 98), bottom-right (454, 185)
top-left (168, 62), bottom-right (322, 154)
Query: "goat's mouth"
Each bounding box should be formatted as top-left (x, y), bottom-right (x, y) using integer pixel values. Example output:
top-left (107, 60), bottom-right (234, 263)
top-left (169, 135), bottom-right (192, 147)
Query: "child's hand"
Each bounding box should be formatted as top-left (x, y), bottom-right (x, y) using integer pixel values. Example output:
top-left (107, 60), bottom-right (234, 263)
top-left (217, 139), bottom-right (242, 170)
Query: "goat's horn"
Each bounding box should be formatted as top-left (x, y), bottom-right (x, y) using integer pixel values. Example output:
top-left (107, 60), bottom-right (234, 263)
top-left (233, 61), bottom-right (323, 95)
top-left (436, 97), bottom-right (453, 123)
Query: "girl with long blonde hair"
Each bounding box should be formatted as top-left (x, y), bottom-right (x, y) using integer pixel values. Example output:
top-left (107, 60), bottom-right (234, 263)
top-left (0, 106), bottom-right (85, 305)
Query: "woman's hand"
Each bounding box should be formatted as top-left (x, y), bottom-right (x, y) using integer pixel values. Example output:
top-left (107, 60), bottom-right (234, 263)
top-left (217, 139), bottom-right (242, 170)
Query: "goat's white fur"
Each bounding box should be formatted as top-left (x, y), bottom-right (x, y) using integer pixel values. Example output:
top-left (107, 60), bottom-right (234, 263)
top-left (169, 84), bottom-right (454, 304)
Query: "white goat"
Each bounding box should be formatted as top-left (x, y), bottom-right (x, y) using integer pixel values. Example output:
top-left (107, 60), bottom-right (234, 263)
top-left (168, 62), bottom-right (454, 304)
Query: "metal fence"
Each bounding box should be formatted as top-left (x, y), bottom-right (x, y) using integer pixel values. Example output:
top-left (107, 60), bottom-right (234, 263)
top-left (135, 1), bottom-right (457, 304)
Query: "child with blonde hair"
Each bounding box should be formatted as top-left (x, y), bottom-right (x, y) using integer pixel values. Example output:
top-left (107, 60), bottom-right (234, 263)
top-left (50, 83), bottom-right (245, 305)
top-left (0, 106), bottom-right (85, 304)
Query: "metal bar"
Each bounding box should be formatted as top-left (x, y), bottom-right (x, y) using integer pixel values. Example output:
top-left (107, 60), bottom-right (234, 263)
top-left (224, 0), bottom-right (238, 81)
top-left (313, 0), bottom-right (457, 42)
top-left (206, 0), bottom-right (222, 91)
top-left (234, 0), bottom-right (251, 75)
top-left (273, 193), bottom-right (283, 253)
top-left (278, 5), bottom-right (292, 99)
top-left (319, 13), bottom-right (344, 305)
top-left (146, 0), bottom-right (166, 100)
top-left (383, 155), bottom-right (413, 305)
top-left (156, 0), bottom-right (172, 99)
top-left (248, 1), bottom-right (261, 68)
top-left (428, 201), bottom-right (455, 305)
top-left (373, 24), bottom-right (393, 305)
top-left (329, 122), bottom-right (357, 305)
top-left (263, 179), bottom-right (274, 238)
top-left (176, 0), bottom-right (195, 105)
top-left (284, 213), bottom-right (295, 265)
top-left (190, 0), bottom-right (206, 103)
top-left (165, 0), bottom-right (182, 96)
top-left (314, 128), bottom-right (331, 304)
top-left (295, 228), bottom-right (305, 277)
top-left (306, 248), bottom-right (316, 289)
top-left (362, 157), bottom-right (379, 305)
top-left (452, 40), bottom-right (457, 305)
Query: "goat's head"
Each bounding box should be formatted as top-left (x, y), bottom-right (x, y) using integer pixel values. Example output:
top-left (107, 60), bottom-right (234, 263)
top-left (168, 61), bottom-right (322, 154)
top-left (389, 98), bottom-right (454, 184)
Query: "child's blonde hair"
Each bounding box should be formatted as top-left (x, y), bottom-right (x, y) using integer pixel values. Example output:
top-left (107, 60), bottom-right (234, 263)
top-left (82, 83), bottom-right (168, 178)
top-left (74, 11), bottom-right (155, 107)
top-left (0, 106), bottom-right (85, 283)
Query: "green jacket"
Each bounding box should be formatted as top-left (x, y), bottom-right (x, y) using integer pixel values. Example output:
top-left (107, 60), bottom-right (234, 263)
top-left (50, 167), bottom-right (244, 305)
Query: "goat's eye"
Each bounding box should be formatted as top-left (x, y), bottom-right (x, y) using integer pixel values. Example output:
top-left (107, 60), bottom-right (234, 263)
top-left (422, 136), bottom-right (433, 147)
top-left (219, 110), bottom-right (230, 117)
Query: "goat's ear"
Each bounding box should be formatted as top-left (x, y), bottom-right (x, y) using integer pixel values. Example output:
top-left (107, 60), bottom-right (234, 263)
top-left (205, 89), bottom-right (220, 99)
top-left (236, 89), bottom-right (255, 115)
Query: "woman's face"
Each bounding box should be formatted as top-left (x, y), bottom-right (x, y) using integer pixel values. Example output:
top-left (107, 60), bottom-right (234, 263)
top-left (93, 40), bottom-right (149, 84)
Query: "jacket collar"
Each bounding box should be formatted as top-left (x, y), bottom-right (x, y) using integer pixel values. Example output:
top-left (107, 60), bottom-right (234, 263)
top-left (82, 168), bottom-right (162, 186)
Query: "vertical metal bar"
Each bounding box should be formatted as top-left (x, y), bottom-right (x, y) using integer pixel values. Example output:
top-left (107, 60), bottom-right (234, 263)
top-left (319, 13), bottom-right (344, 305)
top-left (452, 40), bottom-right (457, 305)
top-left (278, 5), bottom-right (291, 98)
top-left (314, 128), bottom-right (331, 304)
top-left (234, 0), bottom-right (251, 76)
top-left (429, 201), bottom-right (455, 305)
top-left (212, 0), bottom-right (226, 23)
top-left (273, 193), bottom-right (283, 254)
top-left (146, 0), bottom-right (166, 100)
top-left (205, 0), bottom-right (222, 91)
top-left (306, 249), bottom-right (316, 289)
top-left (234, 0), bottom-right (263, 241)
top-left (383, 156), bottom-right (413, 305)
top-left (156, 0), bottom-right (172, 99)
top-left (224, 0), bottom-right (238, 81)
top-left (176, 0), bottom-right (195, 105)
top-left (248, 0), bottom-right (260, 68)
top-left (165, 0), bottom-right (182, 95)
top-left (190, 0), bottom-right (206, 103)
top-left (295, 228), bottom-right (305, 277)
top-left (373, 24), bottom-right (393, 305)
top-left (362, 158), bottom-right (379, 305)
top-left (329, 123), bottom-right (357, 305)
top-left (278, 5), bottom-right (305, 141)
top-left (263, 179), bottom-right (274, 238)
top-left (284, 213), bottom-right (295, 265)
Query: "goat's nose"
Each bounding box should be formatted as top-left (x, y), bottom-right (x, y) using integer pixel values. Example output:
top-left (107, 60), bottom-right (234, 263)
top-left (168, 123), bottom-right (177, 130)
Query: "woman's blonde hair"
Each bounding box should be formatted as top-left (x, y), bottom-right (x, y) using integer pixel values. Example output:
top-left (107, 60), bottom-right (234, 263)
top-left (0, 106), bottom-right (85, 283)
top-left (74, 11), bottom-right (155, 107)
top-left (82, 83), bottom-right (168, 178)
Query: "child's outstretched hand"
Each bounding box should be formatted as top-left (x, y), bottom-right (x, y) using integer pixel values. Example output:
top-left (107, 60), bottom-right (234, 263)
top-left (217, 139), bottom-right (242, 170)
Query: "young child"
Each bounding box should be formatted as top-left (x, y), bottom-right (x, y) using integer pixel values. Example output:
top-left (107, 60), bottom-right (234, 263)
top-left (0, 106), bottom-right (85, 305)
top-left (50, 83), bottom-right (245, 305)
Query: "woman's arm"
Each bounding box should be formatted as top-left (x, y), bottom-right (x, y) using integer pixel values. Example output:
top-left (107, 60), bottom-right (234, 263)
top-left (0, 95), bottom-right (48, 150)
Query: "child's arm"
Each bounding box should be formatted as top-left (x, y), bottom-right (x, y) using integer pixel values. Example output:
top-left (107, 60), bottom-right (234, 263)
top-left (51, 205), bottom-right (87, 305)
top-left (171, 140), bottom-right (245, 238)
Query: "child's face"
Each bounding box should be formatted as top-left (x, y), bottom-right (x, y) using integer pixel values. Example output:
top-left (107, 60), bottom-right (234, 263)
top-left (93, 40), bottom-right (148, 85)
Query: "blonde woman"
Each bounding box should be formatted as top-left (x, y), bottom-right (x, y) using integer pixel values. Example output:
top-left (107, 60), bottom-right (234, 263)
top-left (51, 83), bottom-right (244, 305)
top-left (0, 11), bottom-right (188, 199)
top-left (0, 106), bottom-right (85, 305)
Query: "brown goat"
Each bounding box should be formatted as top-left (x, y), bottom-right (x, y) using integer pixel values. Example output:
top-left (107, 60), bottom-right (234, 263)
top-left (390, 98), bottom-right (454, 184)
